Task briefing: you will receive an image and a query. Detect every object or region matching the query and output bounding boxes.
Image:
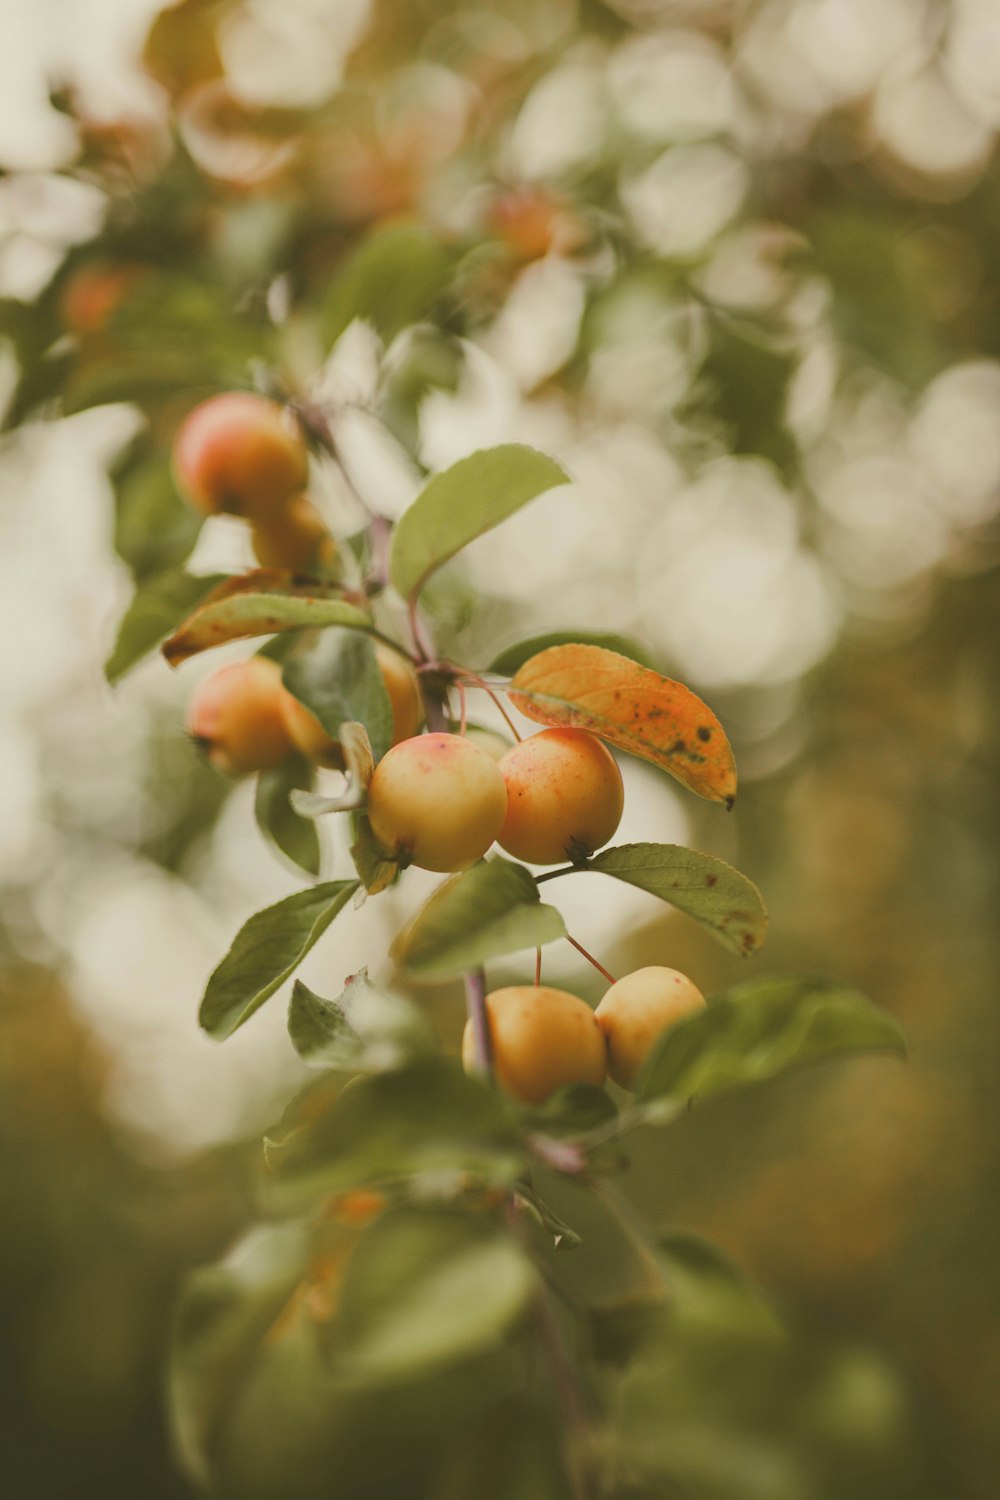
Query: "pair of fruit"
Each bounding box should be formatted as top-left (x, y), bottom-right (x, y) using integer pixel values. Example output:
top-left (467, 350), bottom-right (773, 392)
top-left (366, 725), bottom-right (624, 873)
top-left (186, 650), bottom-right (423, 777)
top-left (461, 967), bottom-right (706, 1099)
top-left (173, 391), bottom-right (335, 572)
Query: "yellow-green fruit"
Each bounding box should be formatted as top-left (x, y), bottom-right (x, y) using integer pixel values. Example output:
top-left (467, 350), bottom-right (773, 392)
top-left (172, 391), bottom-right (308, 520)
top-left (366, 732), bottom-right (507, 872)
top-left (462, 985), bottom-right (607, 1104)
top-left (279, 645), bottom-right (422, 768)
top-left (250, 494), bottom-right (338, 573)
top-left (595, 966), bottom-right (706, 1090)
top-left (498, 727), bottom-right (624, 865)
top-left (186, 657), bottom-right (295, 776)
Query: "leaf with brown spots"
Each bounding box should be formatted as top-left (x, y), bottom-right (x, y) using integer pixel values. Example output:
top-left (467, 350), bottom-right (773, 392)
top-left (161, 569), bottom-right (372, 665)
top-left (508, 645), bottom-right (737, 806)
top-left (586, 844), bottom-right (767, 956)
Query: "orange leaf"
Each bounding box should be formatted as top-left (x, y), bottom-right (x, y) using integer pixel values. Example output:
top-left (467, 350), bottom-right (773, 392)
top-left (508, 645), bottom-right (737, 807)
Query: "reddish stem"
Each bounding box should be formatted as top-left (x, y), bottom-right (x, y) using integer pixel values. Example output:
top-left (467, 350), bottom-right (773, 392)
top-left (566, 934), bottom-right (616, 985)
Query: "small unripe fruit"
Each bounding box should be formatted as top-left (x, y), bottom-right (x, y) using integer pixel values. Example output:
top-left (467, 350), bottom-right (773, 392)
top-left (186, 657), bottom-right (295, 776)
top-left (595, 966), bottom-right (706, 1090)
top-left (250, 495), bottom-right (338, 573)
top-left (172, 392), bottom-right (308, 520)
top-left (462, 986), bottom-right (606, 1104)
top-left (279, 645), bottom-right (423, 768)
top-left (367, 733), bottom-right (507, 873)
top-left (58, 260), bottom-right (148, 335)
top-left (497, 728), bottom-right (624, 866)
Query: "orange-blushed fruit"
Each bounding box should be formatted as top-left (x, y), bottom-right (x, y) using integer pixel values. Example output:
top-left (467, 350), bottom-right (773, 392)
top-left (595, 966), bottom-right (706, 1090)
top-left (462, 985), bottom-right (606, 1104)
top-left (498, 727), bottom-right (624, 865)
top-left (186, 657), bottom-right (295, 776)
top-left (366, 732), bottom-right (507, 872)
top-left (172, 392), bottom-right (308, 520)
top-left (250, 494), bottom-right (338, 573)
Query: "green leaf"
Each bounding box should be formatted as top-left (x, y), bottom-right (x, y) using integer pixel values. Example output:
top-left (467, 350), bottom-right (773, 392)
top-left (112, 446), bottom-right (202, 580)
top-left (162, 576), bottom-right (372, 665)
top-left (388, 445), bottom-right (571, 602)
top-left (392, 858), bottom-right (566, 980)
top-left (693, 315), bottom-right (797, 476)
top-left (587, 844), bottom-right (767, 957)
top-left (514, 1182), bottom-right (582, 1252)
top-left (105, 569), bottom-right (227, 683)
top-left (321, 220), bottom-right (452, 349)
top-left (657, 1231), bottom-right (781, 1342)
top-left (264, 1057), bottom-right (525, 1208)
top-left (200, 880), bottom-right (359, 1039)
top-left (331, 1205), bottom-right (536, 1388)
top-left (255, 755), bottom-right (321, 877)
top-left (282, 630), bottom-right (393, 762)
top-left (638, 977), bottom-right (907, 1111)
top-left (287, 972), bottom-right (434, 1072)
top-left (350, 811), bottom-right (401, 894)
top-left (489, 631), bottom-right (654, 676)
top-left (522, 1083), bottom-right (618, 1141)
top-left (169, 1220), bottom-right (311, 1485)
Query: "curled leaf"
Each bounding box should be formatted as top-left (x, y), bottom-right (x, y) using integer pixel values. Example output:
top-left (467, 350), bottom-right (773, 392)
top-left (509, 645), bottom-right (737, 806)
top-left (162, 570), bottom-right (371, 665)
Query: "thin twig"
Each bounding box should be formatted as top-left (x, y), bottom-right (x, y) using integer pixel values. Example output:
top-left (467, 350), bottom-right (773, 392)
top-left (566, 934), bottom-right (616, 985)
top-left (535, 946), bottom-right (542, 987)
top-left (534, 864), bottom-right (583, 884)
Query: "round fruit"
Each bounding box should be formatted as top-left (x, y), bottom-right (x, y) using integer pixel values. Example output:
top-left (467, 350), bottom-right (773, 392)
top-left (250, 494), bottom-right (338, 572)
top-left (59, 260), bottom-right (147, 335)
top-left (462, 985), bottom-right (607, 1104)
top-left (497, 728), bottom-right (624, 865)
top-left (172, 392), bottom-right (308, 519)
top-left (366, 733), bottom-right (507, 873)
top-left (595, 966), bottom-right (706, 1090)
top-left (186, 657), bottom-right (295, 776)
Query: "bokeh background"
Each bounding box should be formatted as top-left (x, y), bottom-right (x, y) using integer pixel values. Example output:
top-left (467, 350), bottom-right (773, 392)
top-left (1, 0), bottom-right (998, 1496)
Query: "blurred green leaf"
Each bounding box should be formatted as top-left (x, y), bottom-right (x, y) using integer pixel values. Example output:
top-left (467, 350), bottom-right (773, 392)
top-left (170, 1220), bottom-right (311, 1485)
top-left (587, 844), bottom-right (768, 956)
top-left (255, 755), bottom-right (321, 877)
top-left (392, 858), bottom-right (566, 980)
top-left (264, 1057), bottom-right (526, 1208)
top-left (112, 447), bottom-right (202, 580)
top-left (331, 1205), bottom-right (536, 1388)
top-left (287, 972), bottom-right (434, 1072)
top-left (514, 1182), bottom-right (582, 1252)
top-left (638, 977), bottom-right (907, 1111)
top-left (162, 575), bottom-right (372, 664)
top-left (694, 316), bottom-right (797, 475)
top-left (200, 880), bottom-right (359, 1039)
top-left (282, 629), bottom-right (393, 761)
top-left (489, 631), bottom-right (654, 676)
top-left (321, 220), bottom-right (452, 349)
top-left (105, 569), bottom-right (226, 683)
top-left (388, 445), bottom-right (571, 601)
top-left (523, 1083), bottom-right (618, 1141)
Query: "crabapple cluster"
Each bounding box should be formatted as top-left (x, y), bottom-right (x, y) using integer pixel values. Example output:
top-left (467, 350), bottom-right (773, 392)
top-left (173, 392), bottom-right (335, 574)
top-left (463, 966), bottom-right (706, 1103)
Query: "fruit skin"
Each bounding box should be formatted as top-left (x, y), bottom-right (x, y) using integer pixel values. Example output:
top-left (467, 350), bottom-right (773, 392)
top-left (250, 495), bottom-right (338, 573)
top-left (595, 966), bottom-right (706, 1091)
top-left (172, 392), bottom-right (308, 520)
top-left (462, 986), bottom-right (606, 1104)
top-left (186, 657), bottom-right (295, 776)
top-left (58, 260), bottom-right (148, 335)
top-left (366, 733), bottom-right (507, 873)
top-left (497, 728), bottom-right (624, 866)
top-left (279, 645), bottom-right (423, 768)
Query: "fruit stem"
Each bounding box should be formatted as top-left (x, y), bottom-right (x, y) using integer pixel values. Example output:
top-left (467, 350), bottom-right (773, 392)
top-left (535, 946), bottom-right (542, 986)
top-left (464, 968), bottom-right (494, 1079)
top-left (455, 669), bottom-right (523, 741)
top-left (534, 864), bottom-right (583, 884)
top-left (457, 681), bottom-right (468, 735)
top-left (566, 934), bottom-right (616, 985)
top-left (407, 594), bottom-right (435, 664)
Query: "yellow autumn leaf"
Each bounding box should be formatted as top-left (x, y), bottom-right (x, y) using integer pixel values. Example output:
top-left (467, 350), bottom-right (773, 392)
top-left (508, 644), bottom-right (737, 807)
